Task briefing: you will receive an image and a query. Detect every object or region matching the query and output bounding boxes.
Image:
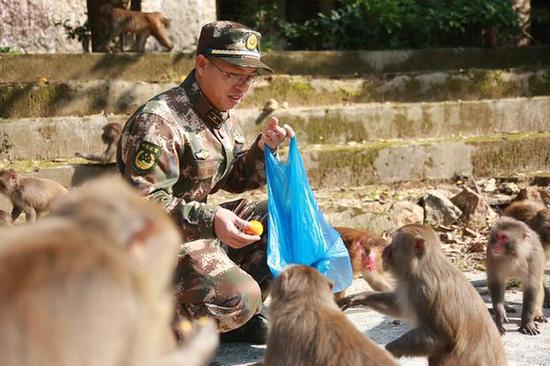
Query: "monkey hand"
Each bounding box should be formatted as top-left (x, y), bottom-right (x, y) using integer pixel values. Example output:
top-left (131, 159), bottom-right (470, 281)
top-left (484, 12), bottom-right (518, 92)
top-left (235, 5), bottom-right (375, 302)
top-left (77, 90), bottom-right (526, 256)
top-left (214, 207), bottom-right (261, 249)
top-left (519, 321), bottom-right (540, 336)
top-left (336, 291), bottom-right (374, 311)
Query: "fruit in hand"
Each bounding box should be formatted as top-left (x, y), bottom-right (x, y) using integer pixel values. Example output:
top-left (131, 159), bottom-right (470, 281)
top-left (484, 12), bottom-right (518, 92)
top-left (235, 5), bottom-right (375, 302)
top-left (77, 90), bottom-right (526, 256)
top-left (245, 220), bottom-right (264, 236)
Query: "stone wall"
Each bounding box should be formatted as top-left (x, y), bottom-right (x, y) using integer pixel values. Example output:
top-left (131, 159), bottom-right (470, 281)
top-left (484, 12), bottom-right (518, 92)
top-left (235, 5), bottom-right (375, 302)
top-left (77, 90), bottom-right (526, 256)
top-left (0, 0), bottom-right (216, 53)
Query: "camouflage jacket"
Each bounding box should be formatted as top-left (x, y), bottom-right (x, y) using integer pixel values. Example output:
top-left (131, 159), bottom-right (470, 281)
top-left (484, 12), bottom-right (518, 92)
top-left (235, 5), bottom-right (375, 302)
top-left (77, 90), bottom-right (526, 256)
top-left (117, 71), bottom-right (266, 240)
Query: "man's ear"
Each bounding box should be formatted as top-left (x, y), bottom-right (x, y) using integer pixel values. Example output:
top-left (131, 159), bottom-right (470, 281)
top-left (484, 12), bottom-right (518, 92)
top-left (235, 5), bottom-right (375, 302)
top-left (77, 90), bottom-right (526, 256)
top-left (195, 54), bottom-right (208, 75)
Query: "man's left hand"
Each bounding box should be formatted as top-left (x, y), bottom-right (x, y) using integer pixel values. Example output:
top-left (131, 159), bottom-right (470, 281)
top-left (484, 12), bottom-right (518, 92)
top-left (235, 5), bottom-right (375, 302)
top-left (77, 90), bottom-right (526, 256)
top-left (258, 117), bottom-right (294, 151)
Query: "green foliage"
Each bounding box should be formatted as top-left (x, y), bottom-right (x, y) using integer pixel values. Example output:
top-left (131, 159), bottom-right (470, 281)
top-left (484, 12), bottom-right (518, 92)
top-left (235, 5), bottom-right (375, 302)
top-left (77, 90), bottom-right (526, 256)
top-left (279, 0), bottom-right (519, 50)
top-left (0, 47), bottom-right (22, 54)
top-left (54, 19), bottom-right (91, 52)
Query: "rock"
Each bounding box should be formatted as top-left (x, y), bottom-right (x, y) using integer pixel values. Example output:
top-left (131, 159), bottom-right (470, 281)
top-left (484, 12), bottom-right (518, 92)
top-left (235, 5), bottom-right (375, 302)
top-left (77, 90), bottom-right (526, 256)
top-left (423, 190), bottom-right (462, 226)
top-left (451, 187), bottom-right (497, 228)
top-left (482, 178), bottom-right (497, 193)
top-left (501, 182), bottom-right (520, 195)
top-left (389, 201), bottom-right (424, 228)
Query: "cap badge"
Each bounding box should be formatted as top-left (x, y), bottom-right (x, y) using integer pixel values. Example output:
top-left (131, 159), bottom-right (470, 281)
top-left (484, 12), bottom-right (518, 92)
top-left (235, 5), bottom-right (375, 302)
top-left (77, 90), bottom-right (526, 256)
top-left (245, 34), bottom-right (258, 51)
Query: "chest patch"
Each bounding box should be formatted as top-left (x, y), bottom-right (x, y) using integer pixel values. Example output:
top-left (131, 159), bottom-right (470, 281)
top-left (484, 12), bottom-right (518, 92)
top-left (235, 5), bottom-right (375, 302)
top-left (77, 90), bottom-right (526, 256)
top-left (132, 141), bottom-right (162, 174)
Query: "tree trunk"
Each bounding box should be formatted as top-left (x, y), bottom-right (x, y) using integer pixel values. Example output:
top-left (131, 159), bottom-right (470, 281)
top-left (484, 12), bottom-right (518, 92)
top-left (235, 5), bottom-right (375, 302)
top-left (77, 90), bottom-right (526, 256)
top-left (87, 0), bottom-right (112, 52)
top-left (514, 0), bottom-right (531, 46)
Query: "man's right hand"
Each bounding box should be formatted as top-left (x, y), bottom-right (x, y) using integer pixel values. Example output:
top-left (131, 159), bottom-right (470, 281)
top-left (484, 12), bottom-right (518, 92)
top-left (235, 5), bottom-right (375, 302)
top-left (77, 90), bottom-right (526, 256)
top-left (213, 207), bottom-right (261, 248)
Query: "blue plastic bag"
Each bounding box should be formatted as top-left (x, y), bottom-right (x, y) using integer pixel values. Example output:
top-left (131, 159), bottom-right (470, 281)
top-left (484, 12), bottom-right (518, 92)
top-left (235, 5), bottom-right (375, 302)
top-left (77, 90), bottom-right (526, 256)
top-left (265, 136), bottom-right (353, 293)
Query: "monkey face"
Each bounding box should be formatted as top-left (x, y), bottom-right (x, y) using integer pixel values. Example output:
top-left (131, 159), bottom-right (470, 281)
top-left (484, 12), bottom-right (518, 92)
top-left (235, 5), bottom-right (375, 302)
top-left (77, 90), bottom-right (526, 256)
top-left (490, 231), bottom-right (511, 257)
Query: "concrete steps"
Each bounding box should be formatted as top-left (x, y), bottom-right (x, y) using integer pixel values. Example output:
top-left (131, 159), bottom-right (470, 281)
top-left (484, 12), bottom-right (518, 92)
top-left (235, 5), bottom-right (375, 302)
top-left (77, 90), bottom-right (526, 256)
top-left (1, 96), bottom-right (548, 161)
top-left (1, 69), bottom-right (549, 118)
top-left (3, 131), bottom-right (547, 192)
top-left (0, 48), bottom-right (547, 192)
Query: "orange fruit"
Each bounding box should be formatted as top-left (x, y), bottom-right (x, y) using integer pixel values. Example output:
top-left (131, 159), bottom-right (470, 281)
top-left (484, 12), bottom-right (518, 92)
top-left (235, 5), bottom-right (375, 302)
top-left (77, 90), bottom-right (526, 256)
top-left (245, 220), bottom-right (264, 236)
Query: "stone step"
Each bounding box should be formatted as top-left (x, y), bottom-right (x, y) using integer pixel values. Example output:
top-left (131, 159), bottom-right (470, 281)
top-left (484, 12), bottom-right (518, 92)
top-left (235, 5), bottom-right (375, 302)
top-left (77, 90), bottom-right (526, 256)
top-left (1, 47), bottom-right (549, 83)
top-left (1, 132), bottom-right (547, 195)
top-left (1, 96), bottom-right (548, 161)
top-left (1, 69), bottom-right (549, 119)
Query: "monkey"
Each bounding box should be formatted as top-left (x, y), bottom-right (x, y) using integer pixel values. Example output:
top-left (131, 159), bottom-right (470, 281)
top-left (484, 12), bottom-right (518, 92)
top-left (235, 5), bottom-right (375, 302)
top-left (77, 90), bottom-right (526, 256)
top-left (503, 200), bottom-right (550, 308)
top-left (76, 123), bottom-right (122, 164)
top-left (0, 169), bottom-right (68, 223)
top-left (100, 4), bottom-right (173, 52)
top-left (262, 264), bottom-right (398, 366)
top-left (333, 226), bottom-right (391, 299)
top-left (338, 224), bottom-right (507, 365)
top-left (486, 218), bottom-right (547, 336)
top-left (0, 176), bottom-right (218, 366)
top-left (0, 210), bottom-right (12, 226)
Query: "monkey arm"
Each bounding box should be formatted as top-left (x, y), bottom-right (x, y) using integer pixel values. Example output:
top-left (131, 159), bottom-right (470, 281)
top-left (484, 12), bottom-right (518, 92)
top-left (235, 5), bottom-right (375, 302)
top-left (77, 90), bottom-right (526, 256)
top-left (488, 277), bottom-right (508, 335)
top-left (10, 206), bottom-right (22, 222)
top-left (386, 325), bottom-right (444, 359)
top-left (519, 285), bottom-right (543, 335)
top-left (338, 291), bottom-right (402, 318)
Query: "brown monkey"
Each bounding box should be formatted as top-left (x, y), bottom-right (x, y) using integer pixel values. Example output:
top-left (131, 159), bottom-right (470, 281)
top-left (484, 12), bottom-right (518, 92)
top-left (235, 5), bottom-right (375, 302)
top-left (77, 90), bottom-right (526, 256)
top-left (334, 226), bottom-right (391, 299)
top-left (100, 4), bottom-right (173, 52)
top-left (263, 265), bottom-right (397, 366)
top-left (486, 218), bottom-right (547, 336)
top-left (76, 123), bottom-right (122, 164)
top-left (0, 176), bottom-right (218, 366)
top-left (339, 224), bottom-right (507, 365)
top-left (0, 169), bottom-right (68, 223)
top-left (0, 210), bottom-right (12, 225)
top-left (503, 200), bottom-right (550, 308)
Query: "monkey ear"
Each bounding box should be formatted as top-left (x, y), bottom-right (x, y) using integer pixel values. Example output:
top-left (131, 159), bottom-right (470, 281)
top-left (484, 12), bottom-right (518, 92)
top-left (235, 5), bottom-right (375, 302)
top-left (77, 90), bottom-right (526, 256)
top-left (327, 280), bottom-right (334, 291)
top-left (413, 237), bottom-right (426, 257)
top-left (127, 217), bottom-right (158, 260)
top-left (7, 169), bottom-right (17, 179)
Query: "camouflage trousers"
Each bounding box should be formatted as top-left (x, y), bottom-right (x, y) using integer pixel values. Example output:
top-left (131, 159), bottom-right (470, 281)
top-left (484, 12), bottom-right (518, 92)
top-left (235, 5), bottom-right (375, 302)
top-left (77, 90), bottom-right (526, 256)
top-left (173, 198), bottom-right (271, 333)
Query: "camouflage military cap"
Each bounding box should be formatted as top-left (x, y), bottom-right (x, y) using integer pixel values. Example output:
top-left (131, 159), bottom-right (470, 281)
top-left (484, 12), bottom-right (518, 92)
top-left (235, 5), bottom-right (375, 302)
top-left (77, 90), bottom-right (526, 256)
top-left (196, 21), bottom-right (274, 74)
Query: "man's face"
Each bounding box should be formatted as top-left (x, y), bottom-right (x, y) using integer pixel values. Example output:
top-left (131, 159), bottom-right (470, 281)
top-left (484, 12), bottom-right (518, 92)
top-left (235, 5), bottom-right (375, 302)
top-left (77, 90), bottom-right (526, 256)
top-left (195, 55), bottom-right (258, 111)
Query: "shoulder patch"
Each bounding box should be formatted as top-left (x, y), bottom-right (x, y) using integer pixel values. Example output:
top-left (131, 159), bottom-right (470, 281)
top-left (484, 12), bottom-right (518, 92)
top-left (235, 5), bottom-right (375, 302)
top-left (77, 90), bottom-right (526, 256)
top-left (132, 141), bottom-right (162, 174)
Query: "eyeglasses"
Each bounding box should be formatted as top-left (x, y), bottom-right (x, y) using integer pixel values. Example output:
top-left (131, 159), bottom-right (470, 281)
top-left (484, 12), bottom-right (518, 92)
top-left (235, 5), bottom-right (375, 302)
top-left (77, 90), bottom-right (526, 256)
top-left (208, 58), bottom-right (259, 86)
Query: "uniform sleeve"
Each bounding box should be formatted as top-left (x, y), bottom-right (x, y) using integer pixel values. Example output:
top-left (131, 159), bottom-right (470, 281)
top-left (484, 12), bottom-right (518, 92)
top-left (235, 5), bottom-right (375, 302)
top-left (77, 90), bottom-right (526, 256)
top-left (119, 113), bottom-right (218, 240)
top-left (218, 134), bottom-right (267, 194)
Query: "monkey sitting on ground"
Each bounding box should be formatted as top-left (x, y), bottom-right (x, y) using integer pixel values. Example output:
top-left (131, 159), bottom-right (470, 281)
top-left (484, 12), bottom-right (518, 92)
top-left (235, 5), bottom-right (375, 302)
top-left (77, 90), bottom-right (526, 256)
top-left (0, 210), bottom-right (12, 226)
top-left (0, 169), bottom-right (68, 223)
top-left (262, 265), bottom-right (397, 366)
top-left (334, 226), bottom-right (391, 299)
top-left (486, 218), bottom-right (547, 336)
top-left (100, 4), bottom-right (173, 52)
top-left (503, 200), bottom-right (550, 308)
top-left (0, 176), bottom-right (218, 366)
top-left (76, 122), bottom-right (122, 164)
top-left (338, 224), bottom-right (507, 365)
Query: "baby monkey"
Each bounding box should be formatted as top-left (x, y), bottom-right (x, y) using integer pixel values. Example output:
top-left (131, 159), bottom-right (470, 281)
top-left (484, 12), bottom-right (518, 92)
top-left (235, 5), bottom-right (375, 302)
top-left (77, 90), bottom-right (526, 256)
top-left (486, 217), bottom-right (547, 335)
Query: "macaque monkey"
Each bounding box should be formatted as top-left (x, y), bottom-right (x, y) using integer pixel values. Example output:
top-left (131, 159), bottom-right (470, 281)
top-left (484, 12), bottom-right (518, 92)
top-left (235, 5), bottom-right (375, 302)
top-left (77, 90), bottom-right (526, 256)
top-left (0, 210), bottom-right (11, 225)
top-left (263, 265), bottom-right (398, 366)
top-left (503, 200), bottom-right (550, 308)
top-left (76, 123), bottom-right (122, 164)
top-left (334, 226), bottom-right (391, 299)
top-left (0, 176), bottom-right (218, 366)
top-left (338, 224), bottom-right (507, 365)
top-left (100, 4), bottom-right (173, 52)
top-left (486, 218), bottom-right (547, 336)
top-left (0, 169), bottom-right (68, 223)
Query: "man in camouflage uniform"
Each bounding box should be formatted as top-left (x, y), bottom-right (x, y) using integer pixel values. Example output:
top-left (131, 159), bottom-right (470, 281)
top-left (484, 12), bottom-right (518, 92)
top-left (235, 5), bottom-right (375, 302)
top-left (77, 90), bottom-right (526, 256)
top-left (117, 21), bottom-right (294, 344)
